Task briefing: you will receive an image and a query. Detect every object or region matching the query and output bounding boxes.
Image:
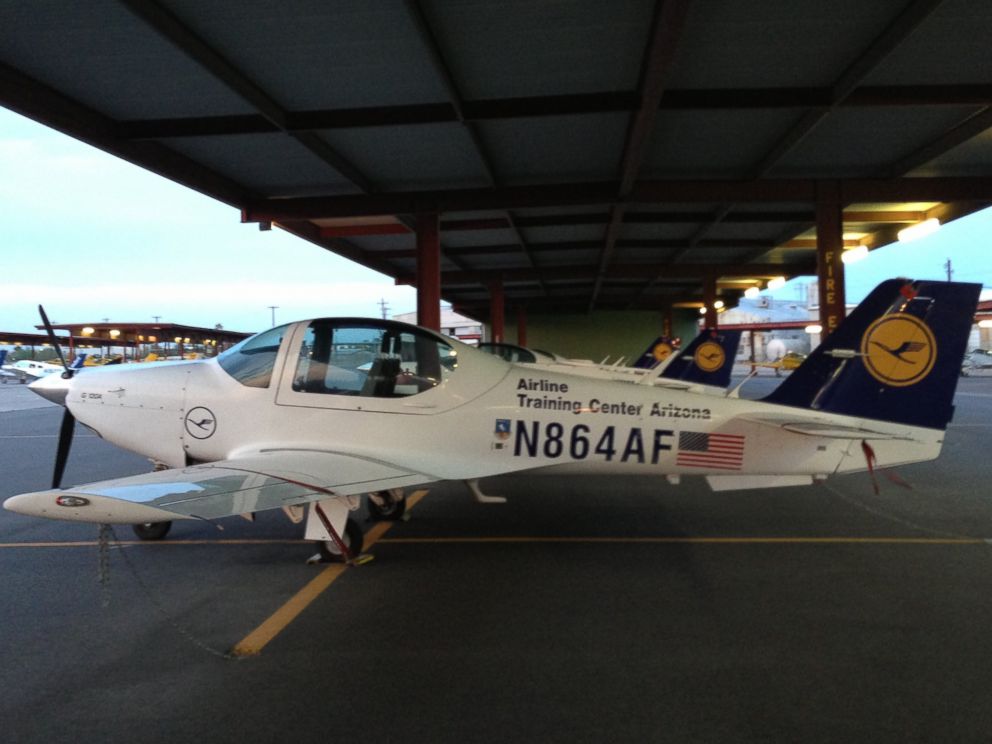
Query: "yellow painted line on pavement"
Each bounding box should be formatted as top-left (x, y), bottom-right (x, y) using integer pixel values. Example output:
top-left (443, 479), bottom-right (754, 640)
top-left (229, 489), bottom-right (428, 658)
top-left (379, 536), bottom-right (986, 545)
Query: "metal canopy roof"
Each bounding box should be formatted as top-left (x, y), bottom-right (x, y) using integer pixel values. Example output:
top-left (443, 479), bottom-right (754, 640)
top-left (3, 0), bottom-right (992, 316)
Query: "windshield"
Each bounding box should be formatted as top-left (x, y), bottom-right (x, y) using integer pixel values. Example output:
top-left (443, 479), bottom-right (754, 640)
top-left (217, 324), bottom-right (290, 388)
top-left (292, 320), bottom-right (457, 397)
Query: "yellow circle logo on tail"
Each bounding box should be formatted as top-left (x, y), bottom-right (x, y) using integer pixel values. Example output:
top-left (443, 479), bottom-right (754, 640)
top-left (694, 341), bottom-right (725, 373)
top-left (652, 342), bottom-right (674, 362)
top-left (861, 314), bottom-right (936, 387)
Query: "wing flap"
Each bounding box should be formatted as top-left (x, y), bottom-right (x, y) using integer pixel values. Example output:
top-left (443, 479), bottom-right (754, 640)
top-left (3, 450), bottom-right (432, 524)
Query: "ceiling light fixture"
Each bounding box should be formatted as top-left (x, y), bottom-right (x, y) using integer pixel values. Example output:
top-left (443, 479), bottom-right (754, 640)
top-left (897, 217), bottom-right (940, 243)
top-left (841, 245), bottom-right (869, 264)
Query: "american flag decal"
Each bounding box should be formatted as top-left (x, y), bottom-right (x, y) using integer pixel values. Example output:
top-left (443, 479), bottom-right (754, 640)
top-left (676, 431), bottom-right (745, 470)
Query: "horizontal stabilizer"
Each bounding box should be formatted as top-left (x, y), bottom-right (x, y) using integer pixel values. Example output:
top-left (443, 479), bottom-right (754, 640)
top-left (737, 413), bottom-right (912, 440)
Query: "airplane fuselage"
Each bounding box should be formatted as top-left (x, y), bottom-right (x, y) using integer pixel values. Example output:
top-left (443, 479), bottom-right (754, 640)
top-left (56, 320), bottom-right (940, 496)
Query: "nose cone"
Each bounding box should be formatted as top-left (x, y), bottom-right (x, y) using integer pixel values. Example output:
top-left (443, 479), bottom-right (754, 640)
top-left (29, 372), bottom-right (70, 406)
top-left (3, 492), bottom-right (50, 518)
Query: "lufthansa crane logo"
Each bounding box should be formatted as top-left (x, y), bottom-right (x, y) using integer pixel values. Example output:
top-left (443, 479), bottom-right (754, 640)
top-left (860, 314), bottom-right (937, 387)
top-left (694, 341), bottom-right (726, 373)
top-left (652, 341), bottom-right (675, 363)
top-left (184, 406), bottom-right (217, 439)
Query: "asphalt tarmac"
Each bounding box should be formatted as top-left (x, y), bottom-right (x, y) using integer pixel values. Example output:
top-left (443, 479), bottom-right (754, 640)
top-left (2, 376), bottom-right (992, 743)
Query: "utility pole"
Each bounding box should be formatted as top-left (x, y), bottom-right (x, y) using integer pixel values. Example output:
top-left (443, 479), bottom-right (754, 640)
top-left (378, 298), bottom-right (389, 320)
top-left (945, 258), bottom-right (953, 281)
top-left (268, 306), bottom-right (278, 327)
top-left (152, 315), bottom-right (161, 323)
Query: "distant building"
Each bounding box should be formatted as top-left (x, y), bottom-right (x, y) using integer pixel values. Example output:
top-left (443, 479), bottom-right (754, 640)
top-left (393, 306), bottom-right (483, 345)
top-left (719, 291), bottom-right (818, 363)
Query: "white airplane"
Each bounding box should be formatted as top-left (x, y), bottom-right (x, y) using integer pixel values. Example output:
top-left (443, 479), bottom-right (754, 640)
top-left (1, 356), bottom-right (61, 383)
top-left (4, 279), bottom-right (980, 562)
top-left (479, 328), bottom-right (743, 395)
top-left (0, 353), bottom-right (86, 384)
top-left (961, 347), bottom-right (992, 374)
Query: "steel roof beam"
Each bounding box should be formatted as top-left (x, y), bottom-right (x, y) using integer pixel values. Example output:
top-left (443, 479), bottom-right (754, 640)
top-left (750, 0), bottom-right (948, 179)
top-left (320, 208), bottom-right (921, 236)
top-left (678, 0), bottom-right (952, 279)
top-left (243, 177), bottom-right (992, 222)
top-left (0, 62), bottom-right (251, 208)
top-left (589, 0), bottom-right (691, 312)
top-left (882, 106), bottom-right (992, 177)
top-left (403, 0), bottom-right (545, 295)
top-left (117, 85), bottom-right (992, 140)
top-left (121, 0), bottom-right (481, 278)
top-left (397, 262), bottom-right (811, 286)
top-left (373, 237), bottom-right (776, 261)
top-left (119, 0), bottom-right (375, 193)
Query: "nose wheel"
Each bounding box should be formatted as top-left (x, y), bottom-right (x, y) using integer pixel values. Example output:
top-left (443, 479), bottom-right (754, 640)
top-left (367, 488), bottom-right (407, 520)
top-left (132, 521), bottom-right (172, 540)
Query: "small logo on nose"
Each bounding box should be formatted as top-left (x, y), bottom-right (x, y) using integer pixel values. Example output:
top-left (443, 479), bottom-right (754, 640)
top-left (184, 406), bottom-right (217, 439)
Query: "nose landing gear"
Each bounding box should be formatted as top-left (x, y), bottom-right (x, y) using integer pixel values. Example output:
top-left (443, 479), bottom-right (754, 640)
top-left (132, 521), bottom-right (172, 540)
top-left (367, 488), bottom-right (407, 521)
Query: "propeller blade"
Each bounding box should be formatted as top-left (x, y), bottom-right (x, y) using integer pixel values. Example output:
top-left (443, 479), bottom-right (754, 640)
top-left (38, 304), bottom-right (70, 374)
top-left (53, 409), bottom-right (76, 489)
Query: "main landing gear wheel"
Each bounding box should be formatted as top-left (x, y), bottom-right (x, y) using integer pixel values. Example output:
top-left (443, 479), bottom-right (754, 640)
top-left (317, 518), bottom-right (364, 562)
top-left (132, 521), bottom-right (172, 540)
top-left (367, 488), bottom-right (407, 521)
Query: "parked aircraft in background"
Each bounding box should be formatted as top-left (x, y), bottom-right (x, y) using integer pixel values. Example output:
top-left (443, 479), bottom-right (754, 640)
top-left (961, 348), bottom-right (992, 375)
top-left (4, 280), bottom-right (980, 564)
top-left (479, 328), bottom-right (743, 395)
top-left (1, 354), bottom-right (86, 383)
top-left (632, 336), bottom-right (681, 369)
top-left (750, 350), bottom-right (807, 376)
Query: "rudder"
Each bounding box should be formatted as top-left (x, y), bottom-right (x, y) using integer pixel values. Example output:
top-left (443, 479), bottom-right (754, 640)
top-left (659, 328), bottom-right (743, 389)
top-left (764, 279), bottom-right (981, 429)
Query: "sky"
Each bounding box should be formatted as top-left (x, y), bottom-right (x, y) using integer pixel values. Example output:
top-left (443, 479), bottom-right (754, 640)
top-left (2, 105), bottom-right (991, 335)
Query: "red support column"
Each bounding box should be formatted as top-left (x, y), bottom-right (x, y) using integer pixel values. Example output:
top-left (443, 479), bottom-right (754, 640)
top-left (416, 213), bottom-right (441, 331)
top-left (703, 276), bottom-right (718, 329)
top-left (516, 306), bottom-right (528, 347)
top-left (489, 278), bottom-right (505, 343)
top-left (661, 306), bottom-right (672, 338)
top-left (816, 181), bottom-right (845, 338)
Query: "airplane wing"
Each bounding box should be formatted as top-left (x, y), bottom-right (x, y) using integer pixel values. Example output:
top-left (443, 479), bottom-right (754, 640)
top-left (4, 450), bottom-right (436, 524)
top-left (736, 412), bottom-right (914, 440)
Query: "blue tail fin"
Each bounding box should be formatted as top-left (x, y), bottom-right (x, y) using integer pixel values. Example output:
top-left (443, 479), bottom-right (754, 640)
top-left (0, 349), bottom-right (6, 367)
top-left (764, 279), bottom-right (981, 429)
top-left (633, 337), bottom-right (678, 369)
top-left (69, 353), bottom-right (87, 370)
top-left (658, 328), bottom-right (742, 388)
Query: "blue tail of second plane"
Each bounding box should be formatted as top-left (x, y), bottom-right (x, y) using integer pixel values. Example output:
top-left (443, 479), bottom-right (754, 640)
top-left (655, 328), bottom-right (743, 389)
top-left (763, 279), bottom-right (981, 430)
top-left (633, 337), bottom-right (678, 369)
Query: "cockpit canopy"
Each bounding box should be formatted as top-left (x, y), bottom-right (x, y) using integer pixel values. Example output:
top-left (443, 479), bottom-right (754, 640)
top-left (217, 323), bottom-right (289, 388)
top-left (477, 342), bottom-right (558, 365)
top-left (218, 319), bottom-right (458, 398)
